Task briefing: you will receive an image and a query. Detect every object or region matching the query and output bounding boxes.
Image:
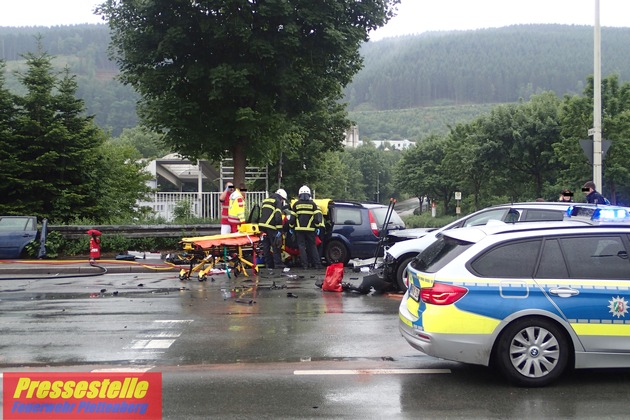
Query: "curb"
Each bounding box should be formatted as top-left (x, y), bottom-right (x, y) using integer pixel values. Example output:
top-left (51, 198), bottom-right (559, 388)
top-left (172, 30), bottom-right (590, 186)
top-left (0, 260), bottom-right (180, 276)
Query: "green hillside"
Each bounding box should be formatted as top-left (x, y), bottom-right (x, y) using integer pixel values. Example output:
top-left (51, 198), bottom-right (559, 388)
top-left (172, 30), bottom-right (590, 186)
top-left (2, 24), bottom-right (628, 139)
top-left (348, 103), bottom-right (498, 141)
top-left (346, 24), bottom-right (630, 111)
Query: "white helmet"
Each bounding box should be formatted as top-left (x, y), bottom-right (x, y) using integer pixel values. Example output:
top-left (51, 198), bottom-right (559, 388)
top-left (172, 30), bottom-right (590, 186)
top-left (275, 188), bottom-right (287, 200)
top-left (299, 185), bottom-right (311, 196)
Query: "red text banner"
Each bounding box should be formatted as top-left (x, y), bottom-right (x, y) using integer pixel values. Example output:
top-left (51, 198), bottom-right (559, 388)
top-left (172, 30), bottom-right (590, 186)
top-left (3, 372), bottom-right (162, 419)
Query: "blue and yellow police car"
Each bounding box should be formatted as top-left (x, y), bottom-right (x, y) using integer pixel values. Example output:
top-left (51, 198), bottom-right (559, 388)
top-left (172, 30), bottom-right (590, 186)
top-left (399, 205), bottom-right (630, 386)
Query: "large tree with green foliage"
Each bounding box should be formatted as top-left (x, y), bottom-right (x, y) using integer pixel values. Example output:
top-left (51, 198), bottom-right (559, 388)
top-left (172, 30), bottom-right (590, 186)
top-left (442, 121), bottom-right (496, 211)
top-left (476, 93), bottom-right (562, 200)
top-left (396, 135), bottom-right (458, 213)
top-left (97, 0), bottom-right (400, 186)
top-left (111, 126), bottom-right (170, 159)
top-left (91, 141), bottom-right (154, 222)
top-left (556, 75), bottom-right (630, 204)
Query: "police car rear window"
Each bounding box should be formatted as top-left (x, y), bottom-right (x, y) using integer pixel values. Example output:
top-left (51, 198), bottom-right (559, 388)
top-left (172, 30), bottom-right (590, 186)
top-left (470, 239), bottom-right (542, 278)
top-left (411, 235), bottom-right (472, 273)
top-left (523, 209), bottom-right (565, 221)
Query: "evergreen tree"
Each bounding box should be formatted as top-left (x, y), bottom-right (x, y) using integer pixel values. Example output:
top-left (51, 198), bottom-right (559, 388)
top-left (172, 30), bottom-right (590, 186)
top-left (0, 61), bottom-right (21, 213)
top-left (10, 45), bottom-right (60, 216)
top-left (0, 43), bottom-right (155, 223)
top-left (8, 45), bottom-right (105, 222)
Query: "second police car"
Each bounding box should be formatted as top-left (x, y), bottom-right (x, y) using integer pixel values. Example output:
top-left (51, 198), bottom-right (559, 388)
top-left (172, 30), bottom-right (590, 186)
top-left (398, 205), bottom-right (630, 387)
top-left (383, 202), bottom-right (571, 292)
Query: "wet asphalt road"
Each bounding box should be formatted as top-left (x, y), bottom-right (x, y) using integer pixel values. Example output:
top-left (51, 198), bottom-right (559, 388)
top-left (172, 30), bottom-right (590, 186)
top-left (0, 267), bottom-right (412, 367)
top-left (2, 266), bottom-right (630, 419)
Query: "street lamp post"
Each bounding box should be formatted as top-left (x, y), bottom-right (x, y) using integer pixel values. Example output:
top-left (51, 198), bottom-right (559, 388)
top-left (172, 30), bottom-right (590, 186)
top-left (376, 172), bottom-right (380, 203)
top-left (593, 0), bottom-right (603, 191)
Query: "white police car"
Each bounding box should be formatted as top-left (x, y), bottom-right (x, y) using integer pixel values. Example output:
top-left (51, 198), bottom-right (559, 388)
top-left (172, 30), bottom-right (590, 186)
top-left (399, 205), bottom-right (630, 387)
top-left (383, 202), bottom-right (571, 291)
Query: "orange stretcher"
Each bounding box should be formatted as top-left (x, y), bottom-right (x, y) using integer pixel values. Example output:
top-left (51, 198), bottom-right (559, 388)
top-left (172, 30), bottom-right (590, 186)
top-left (177, 224), bottom-right (261, 281)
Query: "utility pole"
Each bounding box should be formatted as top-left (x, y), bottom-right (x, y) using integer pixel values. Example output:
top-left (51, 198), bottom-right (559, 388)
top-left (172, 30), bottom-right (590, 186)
top-left (277, 151), bottom-right (283, 189)
top-left (593, 0), bottom-right (603, 191)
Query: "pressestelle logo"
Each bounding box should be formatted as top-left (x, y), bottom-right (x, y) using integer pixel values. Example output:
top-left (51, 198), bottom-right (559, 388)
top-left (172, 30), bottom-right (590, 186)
top-left (3, 372), bottom-right (162, 419)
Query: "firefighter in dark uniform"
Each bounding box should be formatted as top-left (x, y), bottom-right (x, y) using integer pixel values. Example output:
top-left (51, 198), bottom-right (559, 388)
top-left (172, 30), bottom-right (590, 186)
top-left (258, 189), bottom-right (288, 269)
top-left (291, 185), bottom-right (324, 269)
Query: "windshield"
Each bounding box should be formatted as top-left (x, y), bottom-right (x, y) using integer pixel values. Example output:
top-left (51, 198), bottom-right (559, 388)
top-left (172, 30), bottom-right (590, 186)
top-left (371, 207), bottom-right (406, 229)
top-left (411, 235), bottom-right (473, 273)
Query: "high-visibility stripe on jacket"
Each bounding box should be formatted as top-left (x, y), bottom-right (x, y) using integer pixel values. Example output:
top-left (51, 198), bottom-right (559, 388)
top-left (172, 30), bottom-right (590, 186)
top-left (220, 191), bottom-right (231, 224)
top-left (228, 189), bottom-right (246, 224)
top-left (291, 199), bottom-right (323, 231)
top-left (258, 194), bottom-right (283, 230)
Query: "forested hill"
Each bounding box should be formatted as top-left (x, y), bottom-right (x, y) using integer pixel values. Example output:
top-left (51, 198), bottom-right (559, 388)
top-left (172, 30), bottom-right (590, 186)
top-left (2, 24), bottom-right (630, 137)
top-left (0, 24), bottom-right (138, 135)
top-left (345, 24), bottom-right (630, 111)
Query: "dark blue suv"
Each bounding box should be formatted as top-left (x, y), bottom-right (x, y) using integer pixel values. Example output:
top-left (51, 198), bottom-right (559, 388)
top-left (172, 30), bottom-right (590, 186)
top-left (323, 201), bottom-right (405, 264)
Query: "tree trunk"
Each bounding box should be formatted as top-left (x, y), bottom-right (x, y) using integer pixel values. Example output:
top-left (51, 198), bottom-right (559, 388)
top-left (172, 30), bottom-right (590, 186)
top-left (231, 141), bottom-right (247, 187)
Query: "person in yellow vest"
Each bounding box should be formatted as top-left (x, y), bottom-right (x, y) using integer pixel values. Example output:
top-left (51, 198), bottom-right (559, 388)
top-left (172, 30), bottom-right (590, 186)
top-left (227, 183), bottom-right (247, 233)
top-left (258, 188), bottom-right (288, 269)
top-left (291, 185), bottom-right (324, 269)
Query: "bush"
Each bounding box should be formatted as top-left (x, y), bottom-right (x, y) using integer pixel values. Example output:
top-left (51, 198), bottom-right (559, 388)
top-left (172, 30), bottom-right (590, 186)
top-left (402, 213), bottom-right (458, 229)
top-left (31, 233), bottom-right (181, 258)
top-left (173, 199), bottom-right (194, 223)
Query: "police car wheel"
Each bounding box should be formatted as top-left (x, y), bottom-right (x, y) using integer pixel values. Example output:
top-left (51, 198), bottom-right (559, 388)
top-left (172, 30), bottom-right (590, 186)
top-left (496, 317), bottom-right (569, 387)
top-left (395, 256), bottom-right (414, 292)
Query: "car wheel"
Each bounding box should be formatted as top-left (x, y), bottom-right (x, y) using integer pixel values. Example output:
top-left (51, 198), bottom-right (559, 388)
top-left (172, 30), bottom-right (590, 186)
top-left (395, 256), bottom-right (414, 292)
top-left (495, 317), bottom-right (569, 387)
top-left (325, 240), bottom-right (349, 264)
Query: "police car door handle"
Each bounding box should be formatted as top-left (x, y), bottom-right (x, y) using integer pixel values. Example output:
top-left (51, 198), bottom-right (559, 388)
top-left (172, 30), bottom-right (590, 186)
top-left (548, 287), bottom-right (580, 298)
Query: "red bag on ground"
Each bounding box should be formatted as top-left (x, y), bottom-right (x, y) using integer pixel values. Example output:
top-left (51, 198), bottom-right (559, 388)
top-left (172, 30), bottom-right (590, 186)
top-left (322, 262), bottom-right (344, 292)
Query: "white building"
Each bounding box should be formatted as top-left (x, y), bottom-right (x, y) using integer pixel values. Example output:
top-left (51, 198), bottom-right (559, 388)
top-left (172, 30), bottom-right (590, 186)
top-left (139, 154), bottom-right (267, 221)
top-left (342, 125), bottom-right (415, 150)
top-left (359, 139), bottom-right (416, 150)
top-left (343, 125), bottom-right (360, 148)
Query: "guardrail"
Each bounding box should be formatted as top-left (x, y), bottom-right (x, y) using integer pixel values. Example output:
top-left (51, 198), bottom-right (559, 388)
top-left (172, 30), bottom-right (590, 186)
top-left (48, 224), bottom-right (222, 239)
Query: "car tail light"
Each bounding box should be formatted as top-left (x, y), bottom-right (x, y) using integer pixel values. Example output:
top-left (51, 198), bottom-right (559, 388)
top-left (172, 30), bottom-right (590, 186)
top-left (420, 283), bottom-right (467, 305)
top-left (368, 210), bottom-right (379, 237)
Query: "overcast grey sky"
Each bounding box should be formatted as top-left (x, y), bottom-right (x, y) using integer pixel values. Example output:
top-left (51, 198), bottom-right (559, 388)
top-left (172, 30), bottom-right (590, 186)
top-left (371, 0), bottom-right (630, 40)
top-left (0, 0), bottom-right (628, 40)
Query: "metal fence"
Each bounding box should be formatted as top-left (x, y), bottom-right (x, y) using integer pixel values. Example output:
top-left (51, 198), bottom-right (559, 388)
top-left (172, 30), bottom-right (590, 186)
top-left (137, 191), bottom-right (268, 222)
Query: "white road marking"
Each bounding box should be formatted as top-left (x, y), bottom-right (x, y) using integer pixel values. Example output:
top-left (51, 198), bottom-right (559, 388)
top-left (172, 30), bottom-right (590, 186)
top-left (294, 368), bottom-right (451, 375)
top-left (92, 366), bottom-right (155, 373)
top-left (127, 339), bottom-right (176, 349)
top-left (139, 331), bottom-right (182, 338)
top-left (124, 320), bottom-right (192, 350)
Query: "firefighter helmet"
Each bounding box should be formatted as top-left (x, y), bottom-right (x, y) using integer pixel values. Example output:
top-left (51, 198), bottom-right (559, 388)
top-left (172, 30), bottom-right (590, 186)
top-left (299, 185), bottom-right (311, 196)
